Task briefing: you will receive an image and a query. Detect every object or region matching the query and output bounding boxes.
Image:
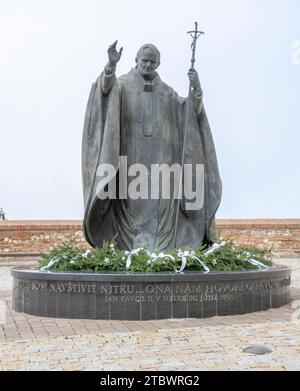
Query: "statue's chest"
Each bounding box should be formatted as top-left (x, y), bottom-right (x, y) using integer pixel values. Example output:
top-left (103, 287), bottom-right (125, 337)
top-left (120, 85), bottom-right (169, 138)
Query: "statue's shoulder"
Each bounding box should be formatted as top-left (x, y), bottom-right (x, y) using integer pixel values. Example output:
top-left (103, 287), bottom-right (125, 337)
top-left (155, 77), bottom-right (178, 97)
top-left (158, 78), bottom-right (174, 92)
top-left (115, 70), bottom-right (133, 91)
top-left (117, 69), bottom-right (134, 83)
top-left (117, 74), bottom-right (128, 83)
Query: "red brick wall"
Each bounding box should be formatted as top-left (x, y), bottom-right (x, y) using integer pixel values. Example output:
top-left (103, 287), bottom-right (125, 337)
top-left (217, 219), bottom-right (300, 258)
top-left (0, 221), bottom-right (89, 256)
top-left (0, 219), bottom-right (299, 258)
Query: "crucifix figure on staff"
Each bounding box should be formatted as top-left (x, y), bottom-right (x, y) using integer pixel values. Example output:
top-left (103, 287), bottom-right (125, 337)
top-left (82, 23), bottom-right (222, 251)
top-left (187, 22), bottom-right (205, 99)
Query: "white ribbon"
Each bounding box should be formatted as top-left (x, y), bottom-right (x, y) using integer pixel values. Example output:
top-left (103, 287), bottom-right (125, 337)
top-left (204, 242), bottom-right (226, 257)
top-left (125, 248), bottom-right (143, 269)
top-left (150, 252), bottom-right (175, 262)
top-left (247, 258), bottom-right (269, 271)
top-left (177, 251), bottom-right (210, 273)
top-left (40, 257), bottom-right (60, 271)
top-left (244, 251), bottom-right (269, 270)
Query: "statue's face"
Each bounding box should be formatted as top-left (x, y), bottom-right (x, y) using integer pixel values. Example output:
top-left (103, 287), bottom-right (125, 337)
top-left (136, 49), bottom-right (159, 78)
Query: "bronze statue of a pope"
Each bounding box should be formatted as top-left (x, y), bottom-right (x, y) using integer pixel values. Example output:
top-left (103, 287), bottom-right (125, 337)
top-left (82, 40), bottom-right (222, 251)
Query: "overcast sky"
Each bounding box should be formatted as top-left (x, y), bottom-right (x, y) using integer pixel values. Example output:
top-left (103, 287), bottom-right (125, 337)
top-left (0, 0), bottom-right (299, 220)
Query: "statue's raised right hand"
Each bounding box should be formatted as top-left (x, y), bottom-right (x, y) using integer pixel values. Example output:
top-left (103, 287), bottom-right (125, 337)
top-left (108, 40), bottom-right (123, 67)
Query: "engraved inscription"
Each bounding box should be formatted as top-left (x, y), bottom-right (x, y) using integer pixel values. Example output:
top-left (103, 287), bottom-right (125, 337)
top-left (15, 276), bottom-right (291, 306)
top-left (12, 270), bottom-right (292, 319)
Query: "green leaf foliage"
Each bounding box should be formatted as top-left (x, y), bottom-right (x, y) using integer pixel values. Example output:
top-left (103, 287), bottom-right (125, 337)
top-left (37, 238), bottom-right (273, 273)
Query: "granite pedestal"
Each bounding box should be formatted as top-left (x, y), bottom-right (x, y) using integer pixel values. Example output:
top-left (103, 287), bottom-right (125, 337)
top-left (11, 266), bottom-right (291, 320)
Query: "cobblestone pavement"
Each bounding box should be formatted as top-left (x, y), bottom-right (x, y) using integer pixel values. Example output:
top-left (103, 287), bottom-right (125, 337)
top-left (0, 259), bottom-right (299, 371)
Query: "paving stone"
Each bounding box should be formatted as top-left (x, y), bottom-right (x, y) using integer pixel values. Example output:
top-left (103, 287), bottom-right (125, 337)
top-left (0, 264), bottom-right (300, 370)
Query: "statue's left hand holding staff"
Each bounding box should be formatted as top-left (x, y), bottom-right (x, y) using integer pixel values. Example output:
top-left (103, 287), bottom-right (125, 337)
top-left (188, 68), bottom-right (202, 95)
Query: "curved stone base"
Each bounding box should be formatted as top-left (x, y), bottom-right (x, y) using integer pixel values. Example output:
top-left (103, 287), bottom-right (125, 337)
top-left (11, 267), bottom-right (291, 320)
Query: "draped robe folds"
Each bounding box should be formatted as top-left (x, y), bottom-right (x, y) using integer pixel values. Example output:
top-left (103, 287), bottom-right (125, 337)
top-left (82, 67), bottom-right (222, 251)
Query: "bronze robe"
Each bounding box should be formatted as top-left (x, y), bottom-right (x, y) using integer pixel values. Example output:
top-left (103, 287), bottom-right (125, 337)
top-left (82, 68), bottom-right (222, 251)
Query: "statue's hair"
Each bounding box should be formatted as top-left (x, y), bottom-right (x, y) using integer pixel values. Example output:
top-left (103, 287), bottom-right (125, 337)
top-left (135, 44), bottom-right (160, 64)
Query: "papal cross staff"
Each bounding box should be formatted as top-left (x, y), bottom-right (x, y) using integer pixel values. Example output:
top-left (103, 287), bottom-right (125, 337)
top-left (174, 22), bottom-right (205, 247)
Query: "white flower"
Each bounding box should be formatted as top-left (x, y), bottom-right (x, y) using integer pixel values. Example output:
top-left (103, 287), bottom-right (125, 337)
top-left (82, 249), bottom-right (91, 258)
top-left (122, 256), bottom-right (126, 261)
top-left (70, 260), bottom-right (75, 264)
top-left (147, 260), bottom-right (151, 264)
top-left (110, 244), bottom-right (116, 254)
top-left (212, 259), bottom-right (218, 265)
top-left (104, 257), bottom-right (110, 264)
